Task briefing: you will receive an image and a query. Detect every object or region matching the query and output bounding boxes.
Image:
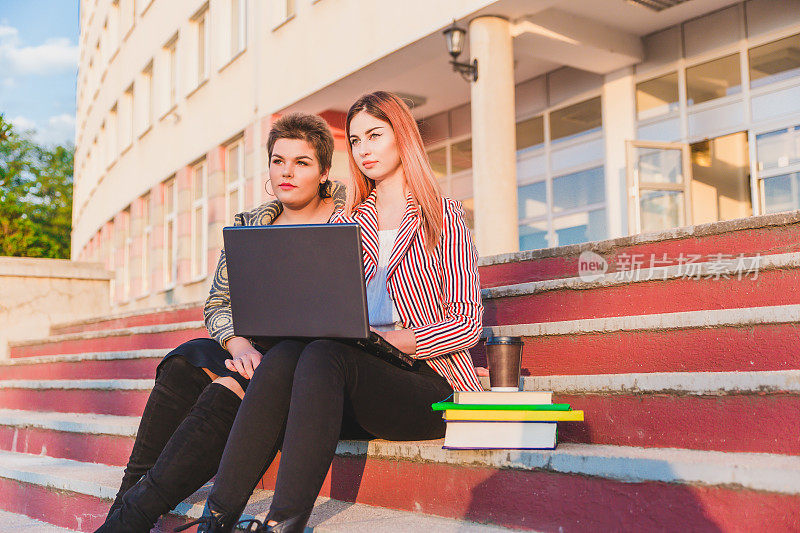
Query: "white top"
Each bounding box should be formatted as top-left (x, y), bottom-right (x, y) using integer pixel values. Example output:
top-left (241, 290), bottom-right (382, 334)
top-left (366, 228), bottom-right (401, 331)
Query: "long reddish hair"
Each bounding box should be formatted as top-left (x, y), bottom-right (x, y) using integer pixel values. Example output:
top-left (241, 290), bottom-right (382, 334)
top-left (345, 91), bottom-right (443, 252)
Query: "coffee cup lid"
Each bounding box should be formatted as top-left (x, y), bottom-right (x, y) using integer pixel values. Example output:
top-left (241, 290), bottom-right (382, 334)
top-left (485, 336), bottom-right (523, 345)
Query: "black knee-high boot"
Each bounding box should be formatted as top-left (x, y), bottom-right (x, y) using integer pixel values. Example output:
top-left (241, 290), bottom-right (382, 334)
top-left (108, 354), bottom-right (212, 517)
top-left (96, 383), bottom-right (242, 532)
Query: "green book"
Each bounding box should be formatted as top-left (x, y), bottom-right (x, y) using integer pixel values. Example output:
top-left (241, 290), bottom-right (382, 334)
top-left (431, 401), bottom-right (571, 412)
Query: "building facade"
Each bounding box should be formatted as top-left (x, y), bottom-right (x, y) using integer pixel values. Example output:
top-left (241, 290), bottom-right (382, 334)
top-left (74, 0), bottom-right (800, 311)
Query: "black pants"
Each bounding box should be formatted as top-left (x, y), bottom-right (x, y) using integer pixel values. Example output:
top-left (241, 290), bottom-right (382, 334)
top-left (208, 339), bottom-right (453, 521)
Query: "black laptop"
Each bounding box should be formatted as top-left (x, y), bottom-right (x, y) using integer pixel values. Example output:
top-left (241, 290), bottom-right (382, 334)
top-left (223, 223), bottom-right (417, 370)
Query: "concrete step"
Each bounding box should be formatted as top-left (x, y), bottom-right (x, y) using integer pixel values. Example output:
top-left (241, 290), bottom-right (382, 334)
top-left (8, 322), bottom-right (207, 358)
top-left (2, 371), bottom-right (796, 469)
top-left (0, 379), bottom-right (151, 416)
top-left (0, 409), bottom-right (137, 466)
top-left (483, 252), bottom-right (800, 326)
top-left (475, 304), bottom-right (800, 376)
top-left (0, 450), bottom-right (527, 532)
top-left (0, 510), bottom-right (80, 532)
top-left (0, 350), bottom-right (163, 381)
top-left (478, 211), bottom-right (800, 287)
top-left (49, 302), bottom-right (204, 336)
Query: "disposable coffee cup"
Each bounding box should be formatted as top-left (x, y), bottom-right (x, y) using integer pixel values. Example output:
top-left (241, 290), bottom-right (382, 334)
top-left (485, 336), bottom-right (523, 391)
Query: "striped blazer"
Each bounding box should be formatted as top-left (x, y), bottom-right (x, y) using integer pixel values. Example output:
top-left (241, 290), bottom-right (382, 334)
top-left (332, 191), bottom-right (483, 392)
top-left (204, 181), bottom-right (346, 348)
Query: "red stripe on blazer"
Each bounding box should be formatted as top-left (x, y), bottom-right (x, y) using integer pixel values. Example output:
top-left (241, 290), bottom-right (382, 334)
top-left (332, 191), bottom-right (483, 392)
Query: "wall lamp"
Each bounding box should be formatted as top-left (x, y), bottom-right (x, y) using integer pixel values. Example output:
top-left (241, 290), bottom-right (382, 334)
top-left (443, 21), bottom-right (478, 82)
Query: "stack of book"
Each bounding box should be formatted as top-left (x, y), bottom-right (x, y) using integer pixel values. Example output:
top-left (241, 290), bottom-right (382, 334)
top-left (432, 390), bottom-right (584, 450)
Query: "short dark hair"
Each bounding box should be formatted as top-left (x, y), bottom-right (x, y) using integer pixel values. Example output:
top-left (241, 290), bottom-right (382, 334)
top-left (267, 113), bottom-right (334, 174)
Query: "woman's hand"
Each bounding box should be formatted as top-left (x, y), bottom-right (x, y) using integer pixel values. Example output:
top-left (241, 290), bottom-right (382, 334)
top-left (474, 366), bottom-right (490, 377)
top-left (224, 336), bottom-right (262, 380)
top-left (371, 327), bottom-right (417, 355)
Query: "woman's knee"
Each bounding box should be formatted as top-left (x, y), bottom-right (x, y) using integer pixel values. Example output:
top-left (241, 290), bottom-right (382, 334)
top-left (250, 340), bottom-right (306, 381)
top-left (295, 340), bottom-right (350, 376)
top-left (213, 376), bottom-right (245, 399)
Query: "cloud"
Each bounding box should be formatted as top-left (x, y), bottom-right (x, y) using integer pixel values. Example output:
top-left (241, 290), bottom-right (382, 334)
top-left (9, 115), bottom-right (36, 132)
top-left (0, 24), bottom-right (78, 76)
top-left (8, 114), bottom-right (76, 146)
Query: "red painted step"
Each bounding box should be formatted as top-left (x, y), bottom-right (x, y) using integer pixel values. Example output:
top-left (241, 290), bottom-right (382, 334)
top-left (50, 305), bottom-right (204, 336)
top-left (256, 451), bottom-right (800, 532)
top-left (470, 322), bottom-right (800, 376)
top-left (0, 425), bottom-right (133, 466)
top-left (555, 393), bottom-right (800, 455)
top-left (0, 388), bottom-right (149, 416)
top-left (0, 477), bottom-right (111, 532)
top-left (483, 268), bottom-right (800, 326)
top-left (0, 356), bottom-right (161, 381)
top-left (478, 214), bottom-right (800, 288)
top-left (9, 327), bottom-right (207, 358)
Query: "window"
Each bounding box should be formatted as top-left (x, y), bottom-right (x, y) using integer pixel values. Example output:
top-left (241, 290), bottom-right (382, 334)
top-left (122, 84), bottom-right (134, 149)
top-left (106, 224), bottom-right (116, 305)
top-left (141, 194), bottom-right (151, 294)
top-left (756, 125), bottom-right (800, 214)
top-left (100, 122), bottom-right (108, 168)
top-left (450, 138), bottom-right (472, 173)
top-left (756, 126), bottom-right (800, 171)
top-left (550, 96), bottom-right (602, 142)
top-left (194, 6), bottom-right (210, 86)
top-left (285, 0), bottom-right (296, 19)
top-left (761, 172), bottom-right (800, 214)
top-left (164, 35), bottom-right (178, 109)
top-left (141, 61), bottom-right (153, 132)
top-left (191, 161), bottom-right (208, 278)
top-left (231, 0), bottom-right (246, 57)
top-left (553, 208), bottom-right (607, 247)
top-left (636, 72), bottom-right (679, 120)
top-left (427, 146), bottom-right (446, 179)
top-left (749, 33), bottom-right (800, 89)
top-left (518, 180), bottom-right (547, 220)
top-left (108, 104), bottom-right (118, 163)
top-left (552, 167), bottom-right (605, 214)
top-left (122, 207), bottom-right (132, 300)
top-left (226, 139), bottom-right (245, 220)
top-left (516, 115), bottom-right (544, 152)
top-left (164, 177), bottom-right (177, 287)
top-left (686, 54), bottom-right (742, 105)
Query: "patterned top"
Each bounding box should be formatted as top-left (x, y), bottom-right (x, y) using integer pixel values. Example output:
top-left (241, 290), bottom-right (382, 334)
top-left (331, 191), bottom-right (484, 392)
top-left (204, 181), bottom-right (346, 348)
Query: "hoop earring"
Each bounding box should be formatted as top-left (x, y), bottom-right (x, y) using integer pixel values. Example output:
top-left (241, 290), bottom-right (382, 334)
top-left (264, 178), bottom-right (274, 196)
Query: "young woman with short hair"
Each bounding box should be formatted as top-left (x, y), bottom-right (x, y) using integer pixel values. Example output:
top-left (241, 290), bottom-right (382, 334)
top-left (96, 113), bottom-right (344, 532)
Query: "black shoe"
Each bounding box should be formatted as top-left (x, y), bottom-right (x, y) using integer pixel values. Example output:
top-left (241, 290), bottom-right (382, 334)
top-left (238, 508), bottom-right (313, 533)
top-left (174, 497), bottom-right (243, 533)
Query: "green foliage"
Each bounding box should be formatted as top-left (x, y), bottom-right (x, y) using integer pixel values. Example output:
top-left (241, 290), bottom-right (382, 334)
top-left (0, 114), bottom-right (74, 258)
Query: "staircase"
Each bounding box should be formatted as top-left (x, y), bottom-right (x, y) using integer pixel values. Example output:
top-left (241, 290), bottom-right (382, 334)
top-left (0, 211), bottom-right (799, 532)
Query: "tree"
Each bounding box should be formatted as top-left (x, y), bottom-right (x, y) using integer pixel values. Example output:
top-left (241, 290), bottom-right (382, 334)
top-left (0, 114), bottom-right (74, 258)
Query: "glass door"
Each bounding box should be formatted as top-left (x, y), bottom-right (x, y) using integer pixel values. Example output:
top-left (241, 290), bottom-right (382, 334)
top-left (626, 140), bottom-right (693, 234)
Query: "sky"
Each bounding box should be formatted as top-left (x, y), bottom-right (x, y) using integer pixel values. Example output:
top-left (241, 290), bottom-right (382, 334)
top-left (0, 1), bottom-right (79, 146)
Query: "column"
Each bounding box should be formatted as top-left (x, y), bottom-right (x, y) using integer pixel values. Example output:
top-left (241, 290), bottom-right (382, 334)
top-left (602, 67), bottom-right (636, 238)
top-left (469, 15), bottom-right (519, 257)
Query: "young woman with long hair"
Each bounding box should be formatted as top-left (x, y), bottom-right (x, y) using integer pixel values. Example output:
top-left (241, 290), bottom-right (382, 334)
top-left (96, 113), bottom-right (344, 532)
top-left (188, 91), bottom-right (483, 533)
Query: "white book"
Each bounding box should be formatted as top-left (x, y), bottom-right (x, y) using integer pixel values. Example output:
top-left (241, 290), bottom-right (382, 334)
top-left (443, 421), bottom-right (557, 450)
top-left (453, 390), bottom-right (553, 405)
